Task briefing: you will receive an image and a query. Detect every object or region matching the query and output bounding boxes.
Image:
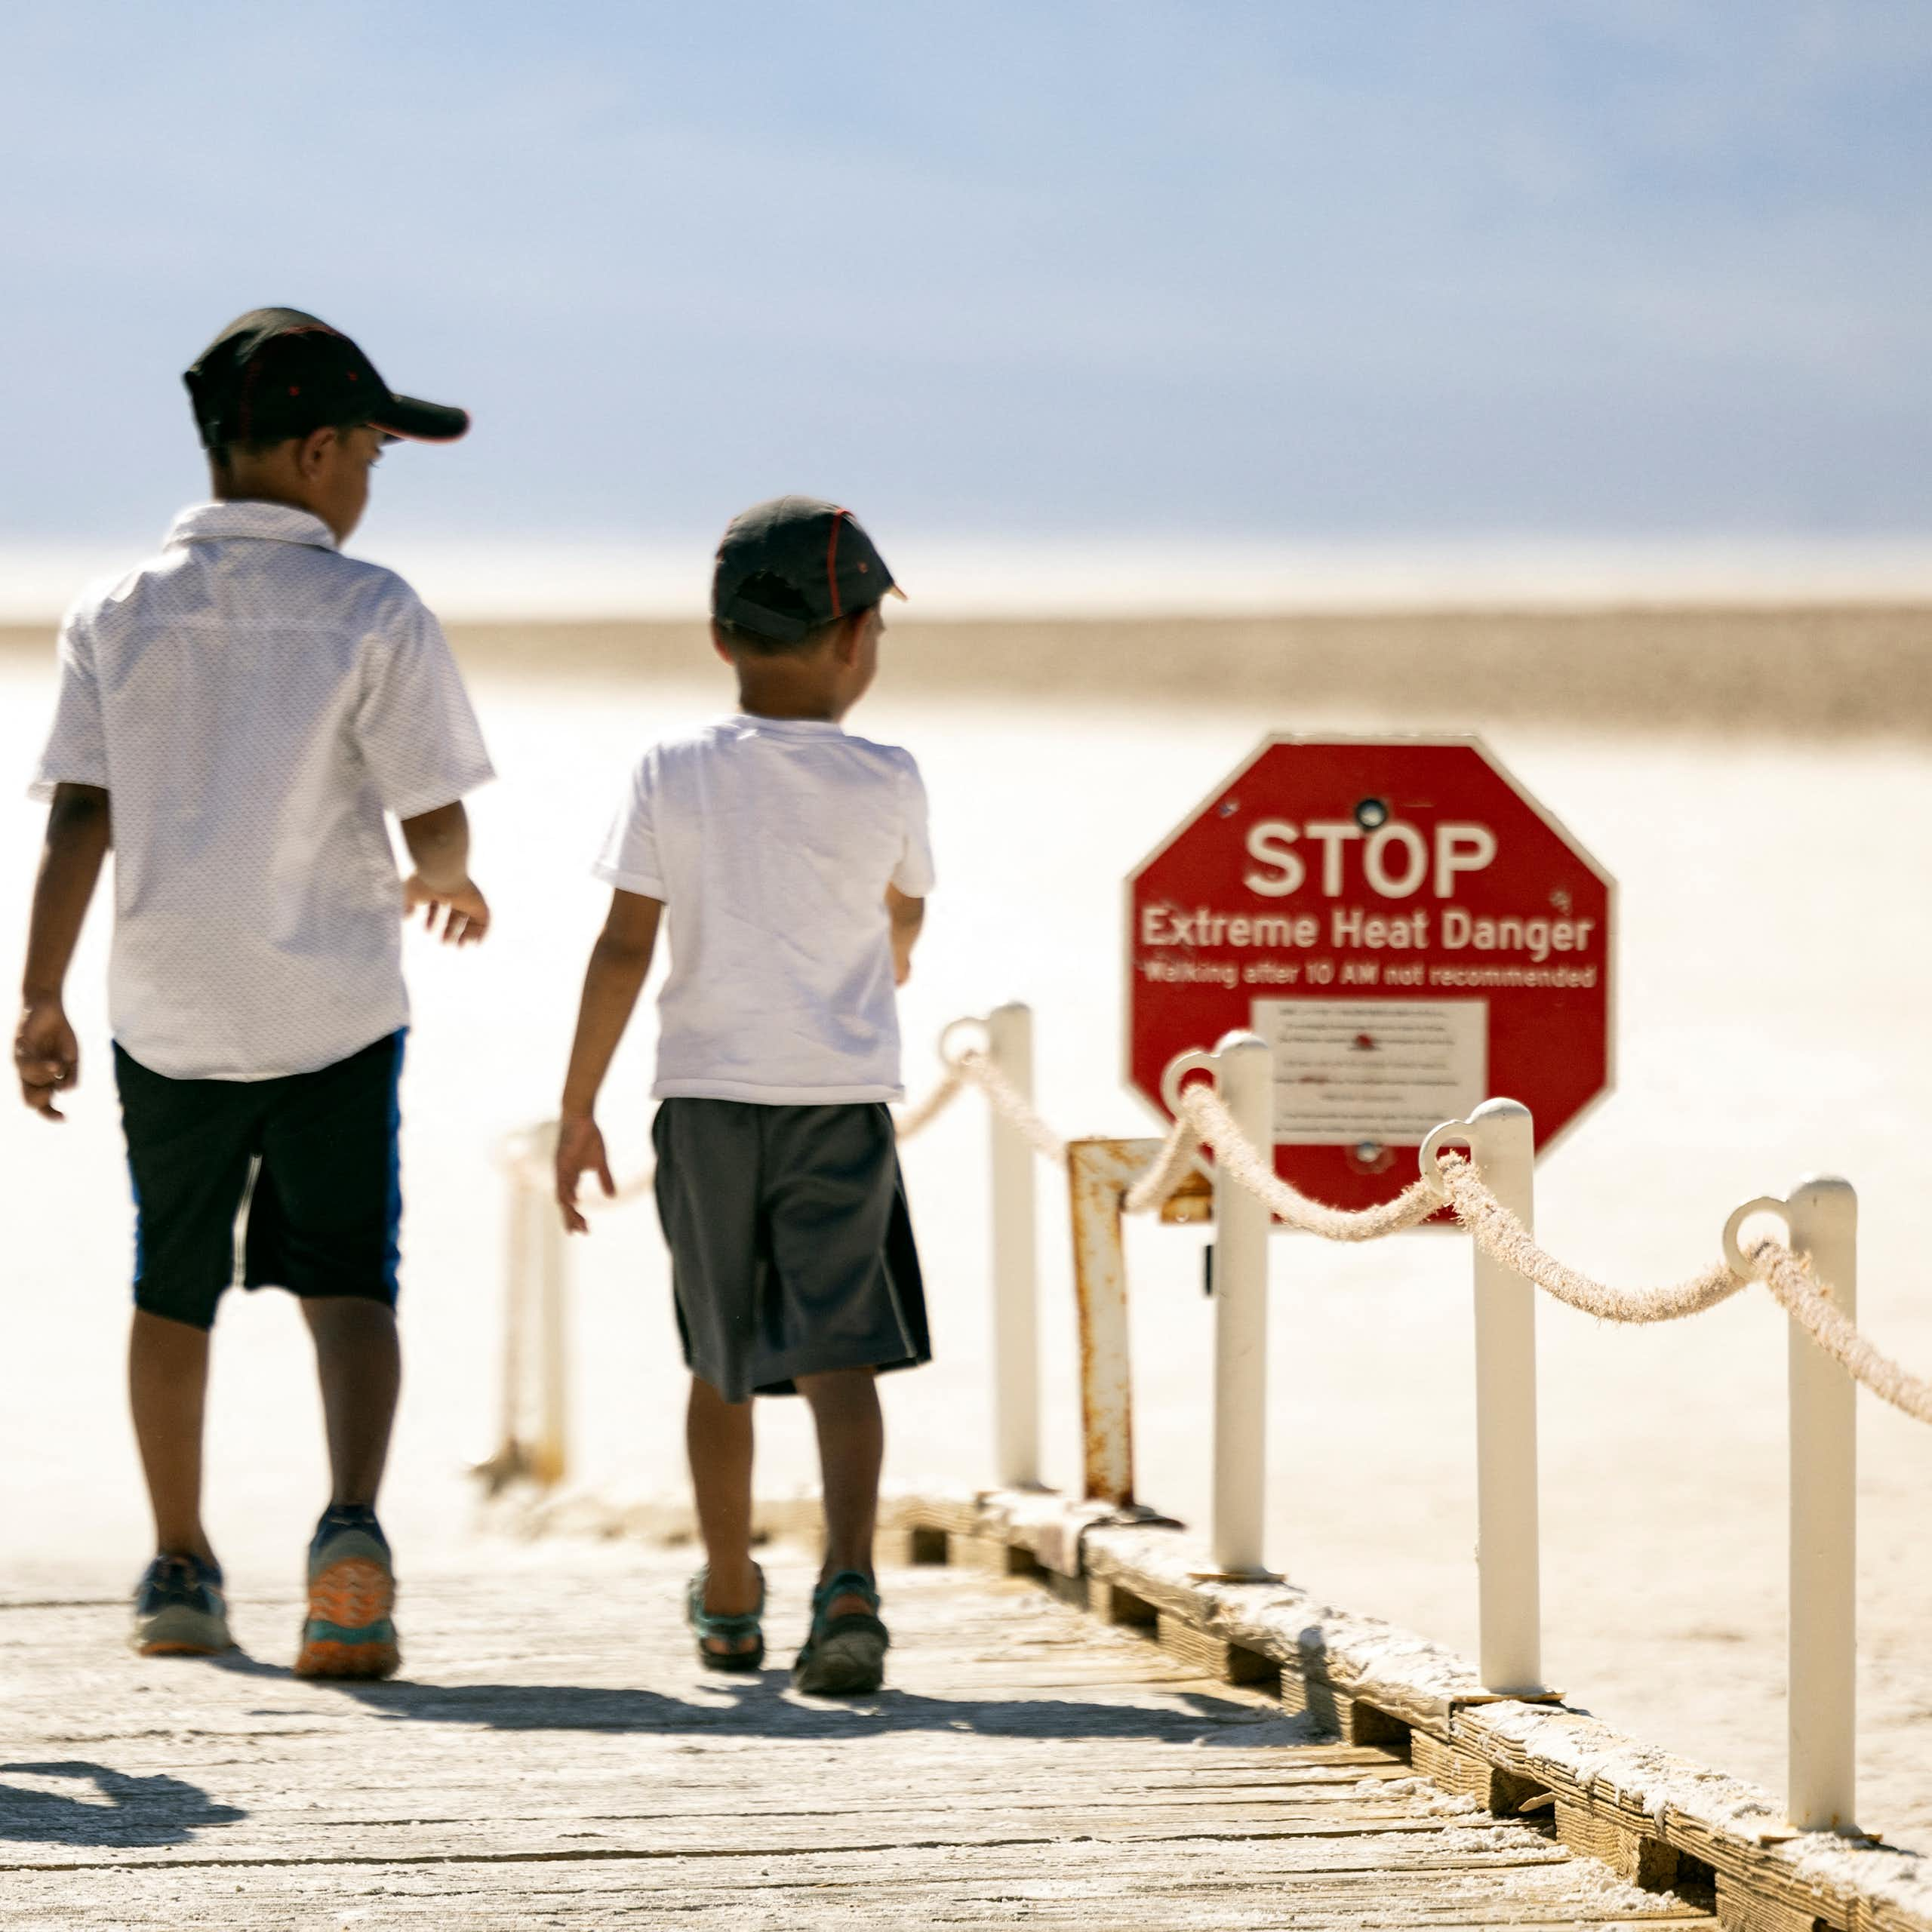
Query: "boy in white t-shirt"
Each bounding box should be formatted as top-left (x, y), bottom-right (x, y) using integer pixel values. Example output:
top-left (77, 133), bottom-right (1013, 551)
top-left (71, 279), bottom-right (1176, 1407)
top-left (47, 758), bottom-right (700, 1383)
top-left (554, 496), bottom-right (932, 1697)
top-left (15, 309), bottom-right (494, 1675)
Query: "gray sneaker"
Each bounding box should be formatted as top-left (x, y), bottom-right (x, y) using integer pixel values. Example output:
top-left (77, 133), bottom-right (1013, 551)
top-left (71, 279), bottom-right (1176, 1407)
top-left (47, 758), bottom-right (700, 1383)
top-left (793, 1569), bottom-right (889, 1697)
top-left (132, 1554), bottom-right (232, 1657)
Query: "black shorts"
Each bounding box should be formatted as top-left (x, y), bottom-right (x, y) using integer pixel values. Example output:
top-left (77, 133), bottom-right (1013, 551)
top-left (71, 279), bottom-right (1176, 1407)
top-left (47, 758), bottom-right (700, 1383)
top-left (652, 1098), bottom-right (931, 1402)
top-left (113, 1031), bottom-right (406, 1331)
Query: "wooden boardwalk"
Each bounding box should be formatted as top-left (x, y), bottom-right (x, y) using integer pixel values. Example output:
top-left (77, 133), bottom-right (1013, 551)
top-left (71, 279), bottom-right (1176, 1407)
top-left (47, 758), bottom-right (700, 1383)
top-left (0, 1540), bottom-right (1717, 1930)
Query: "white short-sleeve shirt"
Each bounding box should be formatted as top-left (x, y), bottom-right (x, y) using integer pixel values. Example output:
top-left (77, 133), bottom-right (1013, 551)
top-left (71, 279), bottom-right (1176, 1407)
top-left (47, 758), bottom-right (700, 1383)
top-left (595, 714), bottom-right (935, 1103)
top-left (30, 500), bottom-right (495, 1082)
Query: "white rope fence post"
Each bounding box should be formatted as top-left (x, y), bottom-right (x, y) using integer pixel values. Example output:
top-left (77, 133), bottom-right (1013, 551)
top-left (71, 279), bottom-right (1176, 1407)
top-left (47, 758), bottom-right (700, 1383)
top-left (500, 1171), bottom-right (534, 1480)
top-left (1204, 1031), bottom-right (1275, 1578)
top-left (481, 1004), bottom-right (1932, 1847)
top-left (987, 1003), bottom-right (1042, 1490)
top-left (1728, 1177), bottom-right (1860, 1834)
top-left (480, 1123), bottom-right (574, 1493)
top-left (1425, 1100), bottom-right (1546, 1697)
top-left (534, 1125), bottom-right (571, 1487)
top-left (1789, 1177), bottom-right (1859, 1835)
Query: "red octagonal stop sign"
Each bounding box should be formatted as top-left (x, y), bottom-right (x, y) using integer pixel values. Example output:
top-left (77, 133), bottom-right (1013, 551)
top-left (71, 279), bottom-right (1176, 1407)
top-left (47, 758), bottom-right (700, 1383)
top-left (1127, 737), bottom-right (1615, 1210)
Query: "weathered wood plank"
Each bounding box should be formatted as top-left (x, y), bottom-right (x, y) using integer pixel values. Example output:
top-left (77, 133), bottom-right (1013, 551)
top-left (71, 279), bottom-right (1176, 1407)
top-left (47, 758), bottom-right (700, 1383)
top-left (1156, 1611), bottom-right (1280, 1688)
top-left (0, 1541), bottom-right (1722, 1929)
top-left (1088, 1576), bottom-right (1157, 1627)
top-left (912, 1490), bottom-right (1930, 1932)
top-left (953, 1531), bottom-right (1041, 1578)
top-left (1557, 1797), bottom-right (1684, 1891)
top-left (1715, 1872), bottom-right (1833, 1932)
top-left (1412, 1727), bottom-right (1549, 1817)
top-left (0, 1857), bottom-right (1724, 1932)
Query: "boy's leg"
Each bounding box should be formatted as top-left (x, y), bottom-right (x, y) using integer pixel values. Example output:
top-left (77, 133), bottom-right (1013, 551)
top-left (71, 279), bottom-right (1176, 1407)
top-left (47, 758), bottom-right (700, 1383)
top-left (795, 1367), bottom-right (883, 1614)
top-left (114, 1041), bottom-right (257, 1574)
top-left (686, 1374), bottom-right (761, 1655)
top-left (249, 1032), bottom-right (405, 1515)
top-left (127, 1309), bottom-right (232, 1655)
top-left (128, 1310), bottom-right (216, 1562)
top-left (294, 1295), bottom-right (403, 1680)
top-left (250, 1034), bottom-right (407, 1679)
top-left (303, 1297), bottom-right (400, 1507)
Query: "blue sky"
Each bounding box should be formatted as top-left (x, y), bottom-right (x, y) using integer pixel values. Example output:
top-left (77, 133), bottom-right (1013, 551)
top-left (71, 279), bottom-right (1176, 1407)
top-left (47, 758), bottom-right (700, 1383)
top-left (5, 2), bottom-right (1931, 552)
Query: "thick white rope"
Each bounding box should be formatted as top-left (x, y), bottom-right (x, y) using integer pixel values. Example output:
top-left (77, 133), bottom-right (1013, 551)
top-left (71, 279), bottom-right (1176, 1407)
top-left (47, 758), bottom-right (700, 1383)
top-left (893, 1064), bottom-right (968, 1140)
top-left (604, 1164), bottom-right (657, 1206)
top-left (498, 1126), bottom-right (557, 1196)
top-left (1123, 1113), bottom-right (1205, 1217)
top-left (1440, 1149), bottom-right (1932, 1423)
top-left (1436, 1154), bottom-right (1746, 1323)
top-left (947, 1050), bottom-right (1070, 1168)
top-left (500, 1013), bottom-right (1932, 1427)
top-left (890, 1029), bottom-right (1071, 1166)
top-left (1751, 1244), bottom-right (1932, 1426)
top-left (500, 1041), bottom-right (991, 1212)
top-left (1189, 1096), bottom-right (1932, 1426)
top-left (1175, 1085), bottom-right (1442, 1240)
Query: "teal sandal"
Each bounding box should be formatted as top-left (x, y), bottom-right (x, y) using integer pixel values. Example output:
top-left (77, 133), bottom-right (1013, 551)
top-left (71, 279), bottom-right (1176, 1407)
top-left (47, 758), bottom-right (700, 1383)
top-left (792, 1568), bottom-right (889, 1697)
top-left (686, 1564), bottom-right (765, 1673)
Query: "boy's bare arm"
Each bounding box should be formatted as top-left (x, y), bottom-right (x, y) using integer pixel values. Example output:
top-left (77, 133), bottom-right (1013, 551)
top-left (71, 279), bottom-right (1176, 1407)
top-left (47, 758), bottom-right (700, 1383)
top-left (399, 800), bottom-right (490, 946)
top-left (887, 884), bottom-right (924, 986)
top-left (15, 783), bottom-right (111, 1119)
top-left (555, 888), bottom-right (663, 1233)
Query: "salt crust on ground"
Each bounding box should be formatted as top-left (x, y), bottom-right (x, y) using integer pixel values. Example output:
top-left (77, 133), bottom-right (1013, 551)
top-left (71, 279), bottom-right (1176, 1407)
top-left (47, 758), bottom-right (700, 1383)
top-left (971, 1488), bottom-right (1932, 1929)
top-left (2, 663), bottom-right (1927, 1853)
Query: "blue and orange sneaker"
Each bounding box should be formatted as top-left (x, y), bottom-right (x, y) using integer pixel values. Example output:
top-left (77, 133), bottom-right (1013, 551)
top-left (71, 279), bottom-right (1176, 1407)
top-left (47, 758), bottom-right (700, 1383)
top-left (132, 1552), bottom-right (232, 1657)
top-left (294, 1505), bottom-right (400, 1680)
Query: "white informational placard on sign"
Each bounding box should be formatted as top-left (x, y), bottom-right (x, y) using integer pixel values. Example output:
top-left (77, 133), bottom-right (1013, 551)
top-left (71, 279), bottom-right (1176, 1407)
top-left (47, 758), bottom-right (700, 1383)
top-left (1252, 997), bottom-right (1487, 1146)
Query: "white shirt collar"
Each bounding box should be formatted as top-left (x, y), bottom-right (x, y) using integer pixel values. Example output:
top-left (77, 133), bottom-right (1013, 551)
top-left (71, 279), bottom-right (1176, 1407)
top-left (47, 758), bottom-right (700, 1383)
top-left (165, 500), bottom-right (339, 552)
top-left (727, 712), bottom-right (846, 737)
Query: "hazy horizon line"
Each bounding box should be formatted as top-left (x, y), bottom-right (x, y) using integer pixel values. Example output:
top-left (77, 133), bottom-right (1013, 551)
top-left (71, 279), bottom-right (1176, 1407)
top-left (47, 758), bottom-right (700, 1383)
top-left (5, 531), bottom-right (1932, 623)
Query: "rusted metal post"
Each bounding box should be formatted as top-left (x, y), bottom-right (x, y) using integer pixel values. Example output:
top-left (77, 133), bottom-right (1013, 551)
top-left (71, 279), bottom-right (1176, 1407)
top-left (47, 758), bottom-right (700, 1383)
top-left (1463, 1099), bottom-right (1544, 1697)
top-left (1067, 1137), bottom-right (1212, 1510)
top-left (1786, 1176), bottom-right (1858, 1835)
top-left (1209, 1031), bottom-right (1274, 1578)
top-left (1066, 1140), bottom-right (1148, 1506)
top-left (987, 1002), bottom-right (1041, 1490)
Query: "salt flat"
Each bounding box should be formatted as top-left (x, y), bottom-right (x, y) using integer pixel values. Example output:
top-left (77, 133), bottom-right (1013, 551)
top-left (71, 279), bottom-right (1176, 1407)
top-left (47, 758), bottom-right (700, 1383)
top-left (2, 632), bottom-right (1927, 1850)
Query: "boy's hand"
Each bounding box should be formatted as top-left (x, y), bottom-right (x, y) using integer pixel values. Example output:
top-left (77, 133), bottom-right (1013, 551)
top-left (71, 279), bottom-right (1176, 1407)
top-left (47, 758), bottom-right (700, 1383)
top-left (555, 1113), bottom-right (616, 1234)
top-left (14, 998), bottom-right (79, 1119)
top-left (403, 874), bottom-right (490, 946)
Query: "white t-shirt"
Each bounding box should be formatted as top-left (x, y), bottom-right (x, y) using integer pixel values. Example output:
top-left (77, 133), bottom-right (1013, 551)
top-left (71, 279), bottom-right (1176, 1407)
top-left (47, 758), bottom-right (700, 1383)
top-left (594, 714), bottom-right (936, 1104)
top-left (29, 500), bottom-right (494, 1082)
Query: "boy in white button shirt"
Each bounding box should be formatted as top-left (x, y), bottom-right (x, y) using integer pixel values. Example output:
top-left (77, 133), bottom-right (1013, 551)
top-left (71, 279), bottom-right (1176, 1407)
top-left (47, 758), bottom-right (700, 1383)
top-left (14, 308), bottom-right (494, 1677)
top-left (555, 496), bottom-right (931, 1697)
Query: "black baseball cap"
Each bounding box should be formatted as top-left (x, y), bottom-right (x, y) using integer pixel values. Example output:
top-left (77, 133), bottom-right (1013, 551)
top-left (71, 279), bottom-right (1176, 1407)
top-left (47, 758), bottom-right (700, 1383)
top-left (712, 496), bottom-right (904, 643)
top-left (183, 307), bottom-right (469, 451)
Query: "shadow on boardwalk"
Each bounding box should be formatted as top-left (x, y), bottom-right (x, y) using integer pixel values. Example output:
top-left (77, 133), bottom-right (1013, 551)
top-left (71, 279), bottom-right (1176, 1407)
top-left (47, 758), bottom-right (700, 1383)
top-left (210, 1648), bottom-right (1318, 1746)
top-left (0, 1761), bottom-right (247, 1850)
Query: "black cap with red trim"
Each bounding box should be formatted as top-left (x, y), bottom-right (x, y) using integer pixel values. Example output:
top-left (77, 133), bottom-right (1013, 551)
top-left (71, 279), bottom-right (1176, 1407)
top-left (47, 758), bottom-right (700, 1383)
top-left (712, 495), bottom-right (903, 644)
top-left (183, 306), bottom-right (469, 451)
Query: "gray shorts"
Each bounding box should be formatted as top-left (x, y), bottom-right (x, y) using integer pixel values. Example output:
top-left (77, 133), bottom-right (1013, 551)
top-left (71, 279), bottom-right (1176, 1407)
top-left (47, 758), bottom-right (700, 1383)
top-left (651, 1098), bottom-right (931, 1402)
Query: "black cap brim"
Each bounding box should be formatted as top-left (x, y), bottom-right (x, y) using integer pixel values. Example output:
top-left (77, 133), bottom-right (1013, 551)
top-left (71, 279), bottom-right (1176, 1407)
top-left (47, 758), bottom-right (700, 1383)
top-left (369, 393), bottom-right (469, 442)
